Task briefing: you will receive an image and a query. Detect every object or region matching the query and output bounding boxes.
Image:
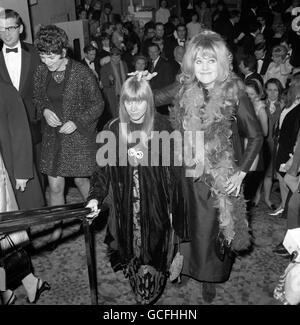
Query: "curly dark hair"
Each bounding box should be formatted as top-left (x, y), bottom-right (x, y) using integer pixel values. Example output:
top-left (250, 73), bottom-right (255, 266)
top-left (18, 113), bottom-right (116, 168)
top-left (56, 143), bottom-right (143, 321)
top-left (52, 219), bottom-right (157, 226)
top-left (34, 25), bottom-right (69, 55)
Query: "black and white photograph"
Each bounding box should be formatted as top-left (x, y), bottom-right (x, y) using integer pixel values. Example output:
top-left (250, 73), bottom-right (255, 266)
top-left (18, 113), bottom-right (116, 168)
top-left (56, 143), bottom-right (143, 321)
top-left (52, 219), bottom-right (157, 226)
top-left (0, 0), bottom-right (300, 309)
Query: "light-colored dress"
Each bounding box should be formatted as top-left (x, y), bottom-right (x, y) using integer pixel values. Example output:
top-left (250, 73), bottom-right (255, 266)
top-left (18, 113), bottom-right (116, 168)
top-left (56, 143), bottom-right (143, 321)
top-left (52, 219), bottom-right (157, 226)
top-left (0, 152), bottom-right (18, 213)
top-left (264, 61), bottom-right (293, 88)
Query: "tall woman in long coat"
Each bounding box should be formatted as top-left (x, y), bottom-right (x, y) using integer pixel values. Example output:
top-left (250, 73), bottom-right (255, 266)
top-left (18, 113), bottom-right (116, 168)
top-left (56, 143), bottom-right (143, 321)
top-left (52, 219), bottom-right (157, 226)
top-left (0, 81), bottom-right (44, 209)
top-left (33, 25), bottom-right (104, 247)
top-left (169, 31), bottom-right (263, 303)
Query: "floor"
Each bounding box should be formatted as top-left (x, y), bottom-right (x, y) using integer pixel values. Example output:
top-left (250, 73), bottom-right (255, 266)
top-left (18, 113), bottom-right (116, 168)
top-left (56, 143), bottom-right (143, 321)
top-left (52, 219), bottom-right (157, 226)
top-left (12, 184), bottom-right (289, 305)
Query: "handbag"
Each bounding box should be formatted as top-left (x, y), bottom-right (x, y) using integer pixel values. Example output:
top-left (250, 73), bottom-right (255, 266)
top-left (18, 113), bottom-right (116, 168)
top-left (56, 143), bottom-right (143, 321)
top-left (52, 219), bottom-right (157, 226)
top-left (0, 231), bottom-right (30, 254)
top-left (0, 235), bottom-right (32, 286)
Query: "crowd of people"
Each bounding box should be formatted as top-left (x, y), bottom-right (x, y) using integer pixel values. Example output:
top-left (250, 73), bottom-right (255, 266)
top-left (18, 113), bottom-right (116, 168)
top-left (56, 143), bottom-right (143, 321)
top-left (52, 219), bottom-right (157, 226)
top-left (0, 0), bottom-right (300, 305)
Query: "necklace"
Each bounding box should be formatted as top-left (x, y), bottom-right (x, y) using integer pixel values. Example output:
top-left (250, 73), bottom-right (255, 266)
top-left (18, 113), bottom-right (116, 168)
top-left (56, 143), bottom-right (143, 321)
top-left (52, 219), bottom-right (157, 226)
top-left (52, 70), bottom-right (66, 84)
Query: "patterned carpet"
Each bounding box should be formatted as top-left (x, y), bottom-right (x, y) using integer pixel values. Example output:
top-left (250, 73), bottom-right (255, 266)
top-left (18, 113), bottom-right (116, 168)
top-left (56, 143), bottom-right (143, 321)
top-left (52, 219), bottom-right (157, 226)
top-left (11, 183), bottom-right (289, 305)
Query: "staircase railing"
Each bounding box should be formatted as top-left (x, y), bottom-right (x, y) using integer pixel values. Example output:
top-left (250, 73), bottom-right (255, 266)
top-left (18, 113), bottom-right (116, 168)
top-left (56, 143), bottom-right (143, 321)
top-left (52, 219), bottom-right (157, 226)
top-left (0, 202), bottom-right (98, 305)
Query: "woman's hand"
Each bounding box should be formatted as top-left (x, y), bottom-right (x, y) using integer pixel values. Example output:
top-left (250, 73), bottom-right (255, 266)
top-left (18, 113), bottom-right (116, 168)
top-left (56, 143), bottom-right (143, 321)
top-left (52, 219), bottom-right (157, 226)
top-left (59, 121), bottom-right (77, 135)
top-left (15, 179), bottom-right (28, 191)
top-left (225, 171), bottom-right (246, 196)
top-left (43, 109), bottom-right (62, 128)
top-left (85, 199), bottom-right (101, 224)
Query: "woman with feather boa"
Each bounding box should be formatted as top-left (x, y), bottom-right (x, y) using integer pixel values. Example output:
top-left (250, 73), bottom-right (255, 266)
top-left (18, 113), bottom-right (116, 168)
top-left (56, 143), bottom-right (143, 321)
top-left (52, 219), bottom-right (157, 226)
top-left (169, 30), bottom-right (263, 303)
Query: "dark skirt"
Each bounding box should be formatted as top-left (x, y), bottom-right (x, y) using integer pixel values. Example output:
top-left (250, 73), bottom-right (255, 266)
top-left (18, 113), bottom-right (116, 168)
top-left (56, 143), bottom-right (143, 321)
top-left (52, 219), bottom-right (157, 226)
top-left (180, 178), bottom-right (234, 283)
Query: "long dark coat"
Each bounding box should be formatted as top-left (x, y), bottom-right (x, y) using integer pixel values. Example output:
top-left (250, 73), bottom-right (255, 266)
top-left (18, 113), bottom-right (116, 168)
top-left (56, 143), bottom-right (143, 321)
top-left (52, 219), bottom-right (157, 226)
top-left (0, 81), bottom-right (44, 210)
top-left (88, 114), bottom-right (183, 272)
top-left (33, 59), bottom-right (104, 177)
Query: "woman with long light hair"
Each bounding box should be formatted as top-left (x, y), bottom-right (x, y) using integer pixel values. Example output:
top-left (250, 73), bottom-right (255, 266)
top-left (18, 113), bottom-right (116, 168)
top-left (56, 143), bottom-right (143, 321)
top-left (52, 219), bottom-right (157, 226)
top-left (85, 75), bottom-right (182, 305)
top-left (170, 30), bottom-right (263, 303)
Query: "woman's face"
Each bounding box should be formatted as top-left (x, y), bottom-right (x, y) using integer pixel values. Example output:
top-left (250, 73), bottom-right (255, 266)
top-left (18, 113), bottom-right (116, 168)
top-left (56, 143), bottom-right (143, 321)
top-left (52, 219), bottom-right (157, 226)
top-left (125, 100), bottom-right (147, 123)
top-left (272, 54), bottom-right (283, 65)
top-left (246, 86), bottom-right (258, 101)
top-left (201, 1), bottom-right (207, 9)
top-left (135, 58), bottom-right (146, 71)
top-left (161, 0), bottom-right (167, 8)
top-left (39, 52), bottom-right (65, 71)
top-left (194, 54), bottom-right (218, 87)
top-left (266, 83), bottom-right (279, 102)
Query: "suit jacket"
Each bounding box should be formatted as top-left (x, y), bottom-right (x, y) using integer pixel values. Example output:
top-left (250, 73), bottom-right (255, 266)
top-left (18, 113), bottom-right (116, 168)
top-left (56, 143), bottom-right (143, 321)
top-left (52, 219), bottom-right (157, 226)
top-left (100, 60), bottom-right (128, 118)
top-left (261, 26), bottom-right (274, 45)
top-left (0, 81), bottom-right (44, 209)
top-left (245, 72), bottom-right (264, 88)
top-left (217, 18), bottom-right (237, 52)
top-left (169, 60), bottom-right (181, 82)
top-left (164, 36), bottom-right (186, 61)
top-left (257, 53), bottom-right (272, 76)
top-left (149, 56), bottom-right (173, 91)
top-left (0, 42), bottom-right (41, 144)
top-left (242, 34), bottom-right (256, 55)
top-left (81, 58), bottom-right (101, 80)
top-left (240, 8), bottom-right (257, 33)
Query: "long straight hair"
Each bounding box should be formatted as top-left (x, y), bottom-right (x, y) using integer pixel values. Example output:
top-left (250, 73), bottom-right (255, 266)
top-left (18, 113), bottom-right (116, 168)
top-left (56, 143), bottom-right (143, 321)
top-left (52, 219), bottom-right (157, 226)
top-left (119, 76), bottom-right (155, 146)
top-left (181, 30), bottom-right (231, 87)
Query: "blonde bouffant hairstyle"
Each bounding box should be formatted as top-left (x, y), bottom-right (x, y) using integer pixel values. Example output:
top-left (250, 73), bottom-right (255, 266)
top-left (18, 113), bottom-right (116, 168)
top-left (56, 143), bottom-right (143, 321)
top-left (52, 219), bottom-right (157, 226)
top-left (181, 30), bottom-right (231, 86)
top-left (119, 76), bottom-right (155, 145)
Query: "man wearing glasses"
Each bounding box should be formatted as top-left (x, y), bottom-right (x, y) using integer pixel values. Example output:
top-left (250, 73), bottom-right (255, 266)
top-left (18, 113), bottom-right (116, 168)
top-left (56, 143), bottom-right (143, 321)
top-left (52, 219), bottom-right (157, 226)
top-left (0, 9), bottom-right (44, 210)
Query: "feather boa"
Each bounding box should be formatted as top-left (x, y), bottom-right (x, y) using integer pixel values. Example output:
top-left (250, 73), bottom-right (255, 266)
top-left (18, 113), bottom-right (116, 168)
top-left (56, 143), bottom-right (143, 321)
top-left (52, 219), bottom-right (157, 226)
top-left (170, 78), bottom-right (251, 252)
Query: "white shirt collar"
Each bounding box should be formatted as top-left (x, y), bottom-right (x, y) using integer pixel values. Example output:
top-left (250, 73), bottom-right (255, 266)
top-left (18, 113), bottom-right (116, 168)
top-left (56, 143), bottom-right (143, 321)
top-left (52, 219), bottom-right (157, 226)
top-left (153, 56), bottom-right (160, 68)
top-left (3, 41), bottom-right (21, 53)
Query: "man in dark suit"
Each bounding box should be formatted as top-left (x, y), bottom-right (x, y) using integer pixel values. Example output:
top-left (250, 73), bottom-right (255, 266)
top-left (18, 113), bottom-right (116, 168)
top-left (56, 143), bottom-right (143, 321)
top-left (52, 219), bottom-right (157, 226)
top-left (0, 9), bottom-right (41, 145)
top-left (239, 54), bottom-right (264, 88)
top-left (148, 43), bottom-right (173, 115)
top-left (254, 42), bottom-right (272, 76)
top-left (164, 24), bottom-right (187, 61)
top-left (257, 13), bottom-right (274, 46)
top-left (240, 0), bottom-right (259, 33)
top-left (217, 10), bottom-right (241, 53)
top-left (82, 44), bottom-right (101, 82)
top-left (0, 9), bottom-right (44, 198)
top-left (241, 21), bottom-right (261, 55)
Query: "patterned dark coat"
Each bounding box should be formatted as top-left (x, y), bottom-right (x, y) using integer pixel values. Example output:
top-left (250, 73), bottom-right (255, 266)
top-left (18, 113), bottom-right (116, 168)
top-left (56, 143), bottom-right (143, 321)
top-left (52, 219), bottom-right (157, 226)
top-left (33, 59), bottom-right (104, 177)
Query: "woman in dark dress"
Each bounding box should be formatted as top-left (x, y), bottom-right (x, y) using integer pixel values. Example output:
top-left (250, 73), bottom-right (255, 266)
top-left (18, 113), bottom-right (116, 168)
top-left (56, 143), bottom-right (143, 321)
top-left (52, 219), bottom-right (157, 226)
top-left (170, 30), bottom-right (263, 303)
top-left (33, 25), bottom-right (104, 248)
top-left (86, 74), bottom-right (182, 304)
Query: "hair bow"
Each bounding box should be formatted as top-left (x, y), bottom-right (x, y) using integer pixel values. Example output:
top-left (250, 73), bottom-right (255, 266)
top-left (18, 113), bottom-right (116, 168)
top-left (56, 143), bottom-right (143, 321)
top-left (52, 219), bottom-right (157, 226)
top-left (127, 70), bottom-right (158, 81)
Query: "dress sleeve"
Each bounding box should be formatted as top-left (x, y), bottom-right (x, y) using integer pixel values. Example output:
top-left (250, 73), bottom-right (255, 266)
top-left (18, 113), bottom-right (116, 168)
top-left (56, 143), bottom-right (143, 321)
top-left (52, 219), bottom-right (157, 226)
top-left (73, 67), bottom-right (104, 136)
top-left (237, 94), bottom-right (264, 172)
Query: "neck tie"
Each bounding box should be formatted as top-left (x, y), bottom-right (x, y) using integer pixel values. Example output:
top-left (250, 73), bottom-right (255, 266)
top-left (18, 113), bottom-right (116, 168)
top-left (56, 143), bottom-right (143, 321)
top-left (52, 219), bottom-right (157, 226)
top-left (6, 48), bottom-right (18, 53)
top-left (178, 40), bottom-right (185, 47)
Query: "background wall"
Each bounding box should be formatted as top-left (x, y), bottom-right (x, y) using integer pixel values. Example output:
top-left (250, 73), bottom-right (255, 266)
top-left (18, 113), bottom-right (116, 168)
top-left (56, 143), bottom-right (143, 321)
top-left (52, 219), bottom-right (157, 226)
top-left (0, 0), bottom-right (76, 42)
top-left (29, 0), bottom-right (76, 36)
top-left (0, 0), bottom-right (32, 43)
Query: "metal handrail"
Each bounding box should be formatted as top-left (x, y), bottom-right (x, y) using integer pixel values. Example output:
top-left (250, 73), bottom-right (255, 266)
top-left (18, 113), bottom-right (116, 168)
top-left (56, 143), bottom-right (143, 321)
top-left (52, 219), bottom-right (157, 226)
top-left (0, 203), bottom-right (98, 305)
